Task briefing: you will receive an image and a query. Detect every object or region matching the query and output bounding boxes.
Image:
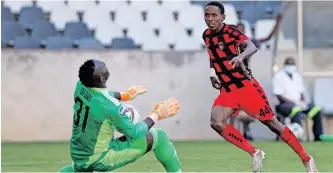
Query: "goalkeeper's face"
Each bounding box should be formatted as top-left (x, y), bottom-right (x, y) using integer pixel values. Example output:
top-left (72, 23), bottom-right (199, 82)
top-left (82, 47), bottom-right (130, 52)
top-left (92, 59), bottom-right (110, 88)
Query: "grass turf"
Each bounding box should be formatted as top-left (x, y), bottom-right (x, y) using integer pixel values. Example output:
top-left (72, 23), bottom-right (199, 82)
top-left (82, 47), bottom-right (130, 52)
top-left (2, 140), bottom-right (333, 172)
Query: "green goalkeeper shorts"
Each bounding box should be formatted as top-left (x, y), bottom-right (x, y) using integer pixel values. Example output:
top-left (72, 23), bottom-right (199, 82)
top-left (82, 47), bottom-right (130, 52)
top-left (74, 135), bottom-right (148, 172)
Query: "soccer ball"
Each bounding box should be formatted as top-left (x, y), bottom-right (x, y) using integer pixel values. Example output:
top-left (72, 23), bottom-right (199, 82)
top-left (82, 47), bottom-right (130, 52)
top-left (124, 104), bottom-right (141, 124)
top-left (286, 123), bottom-right (305, 141)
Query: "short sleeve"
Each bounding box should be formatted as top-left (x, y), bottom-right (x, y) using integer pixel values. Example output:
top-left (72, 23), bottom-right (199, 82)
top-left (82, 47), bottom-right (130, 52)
top-left (230, 26), bottom-right (249, 47)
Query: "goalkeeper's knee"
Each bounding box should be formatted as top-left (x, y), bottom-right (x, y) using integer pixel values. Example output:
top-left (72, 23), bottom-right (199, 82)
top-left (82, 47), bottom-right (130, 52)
top-left (150, 128), bottom-right (175, 158)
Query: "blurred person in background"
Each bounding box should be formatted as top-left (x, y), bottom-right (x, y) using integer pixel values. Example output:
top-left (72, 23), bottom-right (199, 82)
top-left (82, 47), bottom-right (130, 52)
top-left (273, 57), bottom-right (324, 141)
top-left (229, 12), bottom-right (283, 141)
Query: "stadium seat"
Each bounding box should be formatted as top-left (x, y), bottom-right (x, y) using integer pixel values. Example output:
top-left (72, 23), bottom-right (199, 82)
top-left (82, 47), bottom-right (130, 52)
top-left (224, 4), bottom-right (239, 25)
top-left (174, 35), bottom-right (202, 51)
top-left (3, 0), bottom-right (33, 14)
top-left (178, 5), bottom-right (205, 29)
top-left (95, 22), bottom-right (124, 45)
top-left (2, 6), bottom-right (14, 21)
top-left (191, 1), bottom-right (207, 7)
top-left (141, 37), bottom-right (169, 51)
top-left (146, 5), bottom-right (174, 29)
top-left (19, 6), bottom-right (45, 30)
top-left (240, 19), bottom-right (253, 39)
top-left (13, 36), bottom-right (40, 49)
top-left (110, 37), bottom-right (137, 50)
top-left (98, 0), bottom-right (128, 12)
top-left (36, 1), bottom-right (66, 13)
top-left (49, 5), bottom-right (78, 30)
top-left (83, 6), bottom-right (111, 29)
top-left (1, 21), bottom-right (27, 46)
top-left (77, 38), bottom-right (104, 50)
top-left (64, 22), bottom-right (92, 41)
top-left (131, 0), bottom-right (159, 12)
top-left (255, 19), bottom-right (275, 50)
top-left (192, 23), bottom-right (207, 45)
top-left (159, 21), bottom-right (188, 45)
top-left (45, 36), bottom-right (73, 49)
top-left (313, 77), bottom-right (333, 115)
top-left (242, 4), bottom-right (260, 24)
top-left (161, 0), bottom-right (191, 12)
top-left (127, 22), bottom-right (155, 45)
top-left (2, 39), bottom-right (7, 48)
top-left (114, 6), bottom-right (143, 29)
top-left (31, 20), bottom-right (58, 44)
top-left (66, 0), bottom-right (97, 12)
top-left (276, 31), bottom-right (297, 50)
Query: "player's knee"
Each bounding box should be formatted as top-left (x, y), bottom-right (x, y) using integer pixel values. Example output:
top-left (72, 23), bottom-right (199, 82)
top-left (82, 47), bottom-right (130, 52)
top-left (262, 117), bottom-right (285, 135)
top-left (150, 128), bottom-right (170, 150)
top-left (210, 115), bottom-right (228, 133)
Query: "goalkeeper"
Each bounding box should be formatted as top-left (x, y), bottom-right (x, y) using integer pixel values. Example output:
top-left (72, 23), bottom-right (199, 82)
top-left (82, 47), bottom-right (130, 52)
top-left (58, 59), bottom-right (182, 172)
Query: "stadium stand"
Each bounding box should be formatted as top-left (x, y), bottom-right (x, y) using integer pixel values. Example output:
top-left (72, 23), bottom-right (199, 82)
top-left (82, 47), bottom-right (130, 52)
top-left (2, 20), bottom-right (27, 46)
top-left (45, 36), bottom-right (73, 49)
top-left (64, 22), bottom-right (92, 41)
top-left (1, 0), bottom-right (283, 50)
top-left (18, 6), bottom-right (45, 30)
top-left (31, 20), bottom-right (58, 44)
top-left (94, 22), bottom-right (124, 45)
top-left (13, 36), bottom-right (40, 49)
top-left (2, 6), bottom-right (14, 21)
top-left (110, 37), bottom-right (137, 50)
top-left (2, 0), bottom-right (33, 14)
top-left (76, 37), bottom-right (104, 50)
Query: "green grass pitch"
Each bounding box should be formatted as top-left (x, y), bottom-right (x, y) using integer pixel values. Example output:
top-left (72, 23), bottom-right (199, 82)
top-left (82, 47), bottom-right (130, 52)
top-left (2, 140), bottom-right (333, 172)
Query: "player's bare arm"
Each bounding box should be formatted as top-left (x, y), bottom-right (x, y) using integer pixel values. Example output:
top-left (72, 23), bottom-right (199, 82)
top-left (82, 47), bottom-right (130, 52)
top-left (230, 39), bottom-right (258, 68)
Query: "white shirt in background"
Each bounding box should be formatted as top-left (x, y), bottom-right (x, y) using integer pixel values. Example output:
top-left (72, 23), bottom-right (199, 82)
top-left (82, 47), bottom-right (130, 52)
top-left (273, 70), bottom-right (306, 108)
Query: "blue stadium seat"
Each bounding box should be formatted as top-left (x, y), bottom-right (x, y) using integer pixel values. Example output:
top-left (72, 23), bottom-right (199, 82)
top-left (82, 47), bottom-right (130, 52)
top-left (2, 6), bottom-right (14, 21)
top-left (14, 36), bottom-right (40, 49)
top-left (1, 21), bottom-right (27, 45)
top-left (31, 20), bottom-right (58, 43)
top-left (110, 37), bottom-right (137, 50)
top-left (19, 6), bottom-right (45, 30)
top-left (2, 39), bottom-right (7, 48)
top-left (45, 36), bottom-right (73, 49)
top-left (241, 4), bottom-right (259, 24)
top-left (77, 38), bottom-right (104, 49)
top-left (64, 22), bottom-right (92, 40)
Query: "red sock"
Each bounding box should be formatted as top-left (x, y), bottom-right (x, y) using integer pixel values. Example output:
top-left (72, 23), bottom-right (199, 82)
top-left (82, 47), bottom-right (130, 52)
top-left (281, 126), bottom-right (310, 163)
top-left (221, 124), bottom-right (256, 155)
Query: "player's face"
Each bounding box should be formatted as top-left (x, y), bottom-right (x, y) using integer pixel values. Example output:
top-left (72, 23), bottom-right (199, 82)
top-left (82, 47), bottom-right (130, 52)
top-left (205, 6), bottom-right (225, 31)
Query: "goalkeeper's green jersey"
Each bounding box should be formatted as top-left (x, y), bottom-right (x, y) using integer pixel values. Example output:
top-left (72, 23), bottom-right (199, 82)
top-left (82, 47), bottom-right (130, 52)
top-left (70, 81), bottom-right (148, 167)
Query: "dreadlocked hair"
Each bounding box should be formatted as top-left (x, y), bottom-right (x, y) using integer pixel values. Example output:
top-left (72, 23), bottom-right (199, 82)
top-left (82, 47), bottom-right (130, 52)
top-left (78, 59), bottom-right (95, 87)
top-left (205, 1), bottom-right (225, 14)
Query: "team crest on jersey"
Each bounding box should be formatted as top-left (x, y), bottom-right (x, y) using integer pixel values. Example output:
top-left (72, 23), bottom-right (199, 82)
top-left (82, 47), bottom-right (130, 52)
top-left (118, 105), bottom-right (127, 117)
top-left (218, 41), bottom-right (224, 50)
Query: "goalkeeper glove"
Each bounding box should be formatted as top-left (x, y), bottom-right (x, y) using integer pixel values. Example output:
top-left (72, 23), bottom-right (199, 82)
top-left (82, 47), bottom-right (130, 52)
top-left (148, 97), bottom-right (180, 123)
top-left (120, 86), bottom-right (147, 101)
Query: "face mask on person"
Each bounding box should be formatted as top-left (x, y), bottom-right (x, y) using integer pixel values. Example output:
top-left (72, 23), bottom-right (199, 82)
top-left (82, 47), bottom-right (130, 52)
top-left (284, 65), bottom-right (297, 74)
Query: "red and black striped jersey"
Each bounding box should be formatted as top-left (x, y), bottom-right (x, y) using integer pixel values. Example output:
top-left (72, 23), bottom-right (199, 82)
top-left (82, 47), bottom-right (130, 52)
top-left (203, 24), bottom-right (251, 92)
